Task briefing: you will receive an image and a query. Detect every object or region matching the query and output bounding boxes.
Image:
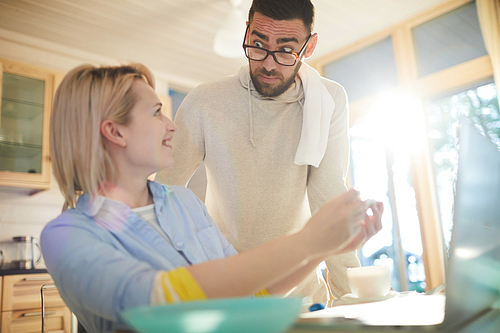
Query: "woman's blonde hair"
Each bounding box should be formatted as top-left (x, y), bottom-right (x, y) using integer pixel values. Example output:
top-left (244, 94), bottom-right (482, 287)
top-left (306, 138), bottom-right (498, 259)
top-left (50, 63), bottom-right (155, 210)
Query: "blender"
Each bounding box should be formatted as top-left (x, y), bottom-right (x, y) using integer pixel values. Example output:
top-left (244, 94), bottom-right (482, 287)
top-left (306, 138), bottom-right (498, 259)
top-left (11, 235), bottom-right (42, 269)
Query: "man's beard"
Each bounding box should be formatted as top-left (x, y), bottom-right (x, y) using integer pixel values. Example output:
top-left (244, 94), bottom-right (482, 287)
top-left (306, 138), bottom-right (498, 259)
top-left (249, 62), bottom-right (302, 98)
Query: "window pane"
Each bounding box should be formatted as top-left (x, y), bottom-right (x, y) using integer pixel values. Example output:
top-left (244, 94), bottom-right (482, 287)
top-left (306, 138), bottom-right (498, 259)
top-left (323, 37), bottom-right (398, 102)
top-left (350, 117), bottom-right (425, 292)
top-left (413, 1), bottom-right (487, 77)
top-left (426, 81), bottom-right (499, 249)
top-left (169, 89), bottom-right (188, 120)
top-left (390, 146), bottom-right (426, 292)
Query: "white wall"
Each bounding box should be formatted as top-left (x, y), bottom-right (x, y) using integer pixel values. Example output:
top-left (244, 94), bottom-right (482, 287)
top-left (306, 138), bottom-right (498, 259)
top-left (0, 175), bottom-right (63, 269)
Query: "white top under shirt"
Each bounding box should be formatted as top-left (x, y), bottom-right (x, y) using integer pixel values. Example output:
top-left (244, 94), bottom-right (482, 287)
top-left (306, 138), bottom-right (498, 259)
top-left (132, 204), bottom-right (173, 246)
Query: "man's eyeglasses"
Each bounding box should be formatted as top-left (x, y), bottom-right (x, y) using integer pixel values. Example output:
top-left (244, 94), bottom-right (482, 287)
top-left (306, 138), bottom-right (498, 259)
top-left (242, 26), bottom-right (312, 67)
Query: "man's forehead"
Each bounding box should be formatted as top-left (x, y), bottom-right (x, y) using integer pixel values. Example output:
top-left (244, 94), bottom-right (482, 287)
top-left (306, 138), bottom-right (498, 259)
top-left (249, 12), bottom-right (307, 42)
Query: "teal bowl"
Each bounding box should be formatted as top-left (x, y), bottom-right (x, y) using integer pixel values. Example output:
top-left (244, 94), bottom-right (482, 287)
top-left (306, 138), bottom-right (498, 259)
top-left (121, 296), bottom-right (303, 333)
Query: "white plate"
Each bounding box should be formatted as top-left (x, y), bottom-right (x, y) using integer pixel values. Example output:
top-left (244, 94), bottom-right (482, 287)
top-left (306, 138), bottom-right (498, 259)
top-left (337, 290), bottom-right (399, 304)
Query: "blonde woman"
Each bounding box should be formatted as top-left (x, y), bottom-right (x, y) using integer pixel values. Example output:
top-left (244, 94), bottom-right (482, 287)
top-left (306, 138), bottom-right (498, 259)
top-left (41, 64), bottom-right (383, 333)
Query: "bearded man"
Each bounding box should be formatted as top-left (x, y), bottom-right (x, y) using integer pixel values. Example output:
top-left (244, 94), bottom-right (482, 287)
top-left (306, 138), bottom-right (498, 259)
top-left (156, 0), bottom-right (360, 304)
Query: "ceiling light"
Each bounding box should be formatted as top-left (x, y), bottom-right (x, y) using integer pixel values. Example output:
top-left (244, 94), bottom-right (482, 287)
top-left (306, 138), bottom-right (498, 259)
top-left (213, 0), bottom-right (246, 58)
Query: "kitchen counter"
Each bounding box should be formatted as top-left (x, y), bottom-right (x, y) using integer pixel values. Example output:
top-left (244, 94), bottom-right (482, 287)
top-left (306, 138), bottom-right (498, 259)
top-left (288, 308), bottom-right (500, 333)
top-left (0, 268), bottom-right (48, 276)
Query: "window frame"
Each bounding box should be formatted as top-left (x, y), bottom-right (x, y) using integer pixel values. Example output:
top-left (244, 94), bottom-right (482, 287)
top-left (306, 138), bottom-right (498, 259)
top-left (310, 0), bottom-right (494, 291)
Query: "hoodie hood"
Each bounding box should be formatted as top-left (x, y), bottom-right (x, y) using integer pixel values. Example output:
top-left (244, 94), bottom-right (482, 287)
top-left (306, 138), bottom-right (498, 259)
top-left (238, 63), bottom-right (335, 167)
top-left (238, 64), bottom-right (304, 147)
top-left (238, 65), bottom-right (304, 104)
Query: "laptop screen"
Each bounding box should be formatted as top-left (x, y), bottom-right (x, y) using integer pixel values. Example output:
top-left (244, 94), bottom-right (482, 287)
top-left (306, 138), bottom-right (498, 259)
top-left (443, 119), bottom-right (500, 327)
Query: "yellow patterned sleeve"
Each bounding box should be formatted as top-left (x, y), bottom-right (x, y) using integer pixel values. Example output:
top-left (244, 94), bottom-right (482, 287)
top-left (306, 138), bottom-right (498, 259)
top-left (159, 267), bottom-right (207, 303)
top-left (254, 288), bottom-right (271, 297)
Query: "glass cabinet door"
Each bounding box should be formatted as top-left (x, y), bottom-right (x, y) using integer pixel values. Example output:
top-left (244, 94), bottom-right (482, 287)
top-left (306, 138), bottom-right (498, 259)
top-left (0, 59), bottom-right (53, 189)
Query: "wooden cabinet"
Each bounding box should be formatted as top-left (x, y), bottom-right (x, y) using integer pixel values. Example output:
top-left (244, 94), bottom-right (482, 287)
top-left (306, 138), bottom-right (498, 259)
top-left (0, 58), bottom-right (54, 190)
top-left (0, 276), bottom-right (2, 328)
top-left (1, 273), bottom-right (71, 333)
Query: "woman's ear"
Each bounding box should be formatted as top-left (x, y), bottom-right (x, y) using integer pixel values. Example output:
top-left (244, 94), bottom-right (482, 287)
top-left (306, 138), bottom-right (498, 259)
top-left (101, 120), bottom-right (126, 148)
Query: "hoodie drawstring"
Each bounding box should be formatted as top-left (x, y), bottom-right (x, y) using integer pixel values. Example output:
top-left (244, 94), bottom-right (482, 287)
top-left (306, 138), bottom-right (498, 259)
top-left (248, 75), bottom-right (256, 147)
top-left (242, 65), bottom-right (303, 149)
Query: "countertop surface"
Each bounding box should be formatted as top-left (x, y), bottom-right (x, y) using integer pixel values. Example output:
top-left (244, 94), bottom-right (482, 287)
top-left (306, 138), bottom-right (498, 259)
top-left (0, 268), bottom-right (48, 276)
top-left (289, 308), bottom-right (500, 333)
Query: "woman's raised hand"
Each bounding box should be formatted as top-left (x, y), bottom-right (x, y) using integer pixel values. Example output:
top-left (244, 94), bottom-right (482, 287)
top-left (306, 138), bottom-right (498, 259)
top-left (338, 199), bottom-right (384, 253)
top-left (300, 189), bottom-right (383, 258)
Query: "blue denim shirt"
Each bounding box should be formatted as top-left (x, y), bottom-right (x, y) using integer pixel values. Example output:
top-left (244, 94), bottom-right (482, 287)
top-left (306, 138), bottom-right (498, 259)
top-left (41, 181), bottom-right (237, 333)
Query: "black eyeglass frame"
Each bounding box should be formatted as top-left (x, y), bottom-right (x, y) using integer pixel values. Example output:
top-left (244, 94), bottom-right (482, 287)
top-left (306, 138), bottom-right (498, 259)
top-left (242, 25), bottom-right (312, 67)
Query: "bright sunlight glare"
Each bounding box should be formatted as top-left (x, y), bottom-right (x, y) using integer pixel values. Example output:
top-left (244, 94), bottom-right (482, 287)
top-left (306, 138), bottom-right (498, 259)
top-left (368, 91), bottom-right (426, 150)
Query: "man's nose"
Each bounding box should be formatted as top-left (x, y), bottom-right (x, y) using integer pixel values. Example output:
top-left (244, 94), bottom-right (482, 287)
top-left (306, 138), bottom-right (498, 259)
top-left (262, 53), bottom-right (277, 71)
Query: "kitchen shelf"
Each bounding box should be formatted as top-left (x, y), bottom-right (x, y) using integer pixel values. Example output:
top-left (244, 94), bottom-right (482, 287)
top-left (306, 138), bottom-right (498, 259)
top-left (0, 141), bottom-right (42, 160)
top-left (1, 97), bottom-right (44, 120)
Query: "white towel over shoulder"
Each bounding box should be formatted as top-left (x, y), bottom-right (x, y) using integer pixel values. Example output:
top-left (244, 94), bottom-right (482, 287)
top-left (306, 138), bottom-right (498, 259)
top-left (295, 63), bottom-right (335, 168)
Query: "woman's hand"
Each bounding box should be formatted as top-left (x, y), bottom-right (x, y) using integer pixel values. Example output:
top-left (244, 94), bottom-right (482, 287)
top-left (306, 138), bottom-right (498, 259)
top-left (299, 189), bottom-right (383, 258)
top-left (337, 200), bottom-right (384, 254)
